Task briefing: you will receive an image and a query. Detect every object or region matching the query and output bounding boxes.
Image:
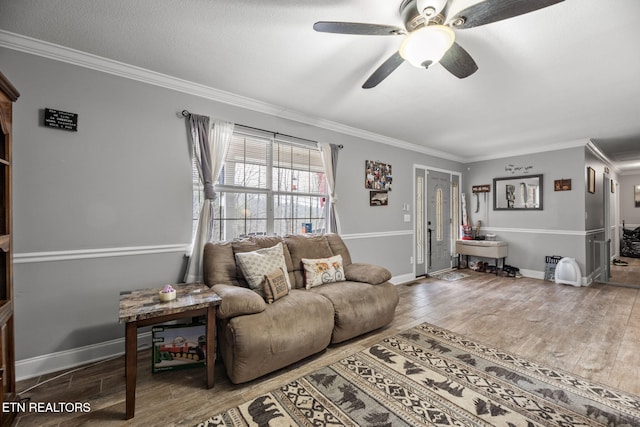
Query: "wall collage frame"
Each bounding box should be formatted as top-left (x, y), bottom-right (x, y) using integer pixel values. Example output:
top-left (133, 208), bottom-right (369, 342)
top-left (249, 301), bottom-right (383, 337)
top-left (365, 160), bottom-right (392, 206)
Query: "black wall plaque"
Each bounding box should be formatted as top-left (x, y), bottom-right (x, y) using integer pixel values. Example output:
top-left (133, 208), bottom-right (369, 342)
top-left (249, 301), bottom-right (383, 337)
top-left (44, 108), bottom-right (78, 131)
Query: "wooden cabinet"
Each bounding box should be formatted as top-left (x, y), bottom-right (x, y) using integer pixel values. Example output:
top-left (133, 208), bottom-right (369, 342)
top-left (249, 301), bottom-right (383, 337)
top-left (0, 71), bottom-right (19, 427)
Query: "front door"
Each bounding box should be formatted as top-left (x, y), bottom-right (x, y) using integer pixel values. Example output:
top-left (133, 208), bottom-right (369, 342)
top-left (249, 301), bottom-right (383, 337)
top-left (415, 167), bottom-right (454, 276)
top-left (415, 169), bottom-right (427, 277)
top-left (427, 169), bottom-right (452, 273)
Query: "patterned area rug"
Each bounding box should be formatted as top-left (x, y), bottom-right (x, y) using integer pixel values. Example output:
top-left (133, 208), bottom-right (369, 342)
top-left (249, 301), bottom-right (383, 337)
top-left (430, 271), bottom-right (470, 281)
top-left (197, 323), bottom-right (640, 426)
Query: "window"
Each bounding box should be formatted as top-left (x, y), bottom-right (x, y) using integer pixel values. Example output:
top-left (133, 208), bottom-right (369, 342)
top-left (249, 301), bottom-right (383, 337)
top-left (193, 129), bottom-right (328, 241)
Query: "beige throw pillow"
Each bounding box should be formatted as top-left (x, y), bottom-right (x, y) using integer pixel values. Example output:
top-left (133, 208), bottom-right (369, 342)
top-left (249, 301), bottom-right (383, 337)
top-left (263, 267), bottom-right (290, 304)
top-left (302, 254), bottom-right (344, 289)
top-left (235, 242), bottom-right (292, 293)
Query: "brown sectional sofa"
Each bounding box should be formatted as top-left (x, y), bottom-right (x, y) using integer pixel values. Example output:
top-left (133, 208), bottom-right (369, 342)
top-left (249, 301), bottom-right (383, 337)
top-left (203, 233), bottom-right (399, 384)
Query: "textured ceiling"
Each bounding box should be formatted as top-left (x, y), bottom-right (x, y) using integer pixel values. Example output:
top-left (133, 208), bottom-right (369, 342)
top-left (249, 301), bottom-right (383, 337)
top-left (1, 0), bottom-right (639, 169)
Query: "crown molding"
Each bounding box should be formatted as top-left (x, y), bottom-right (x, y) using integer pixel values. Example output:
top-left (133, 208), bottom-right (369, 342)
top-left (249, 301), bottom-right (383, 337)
top-left (0, 30), bottom-right (465, 162)
top-left (468, 138), bottom-right (589, 163)
top-left (586, 139), bottom-right (621, 175)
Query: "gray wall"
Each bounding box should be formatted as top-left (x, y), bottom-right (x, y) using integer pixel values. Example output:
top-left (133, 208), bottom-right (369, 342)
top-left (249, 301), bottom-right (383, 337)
top-left (464, 147), bottom-right (587, 275)
top-left (1, 47), bottom-right (464, 369)
top-left (584, 147), bottom-right (609, 279)
top-left (2, 45), bottom-right (614, 376)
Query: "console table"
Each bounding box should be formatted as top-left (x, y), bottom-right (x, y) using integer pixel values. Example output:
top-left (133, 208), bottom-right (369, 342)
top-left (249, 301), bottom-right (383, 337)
top-left (118, 283), bottom-right (221, 419)
top-left (456, 240), bottom-right (508, 275)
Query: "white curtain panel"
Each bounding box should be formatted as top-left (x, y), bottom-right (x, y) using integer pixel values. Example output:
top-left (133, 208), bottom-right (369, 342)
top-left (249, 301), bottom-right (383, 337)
top-left (319, 142), bottom-right (340, 234)
top-left (184, 117), bottom-right (234, 283)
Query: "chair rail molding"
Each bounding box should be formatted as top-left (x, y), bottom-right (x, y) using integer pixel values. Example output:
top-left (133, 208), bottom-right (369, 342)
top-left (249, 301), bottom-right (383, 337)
top-left (14, 244), bottom-right (191, 264)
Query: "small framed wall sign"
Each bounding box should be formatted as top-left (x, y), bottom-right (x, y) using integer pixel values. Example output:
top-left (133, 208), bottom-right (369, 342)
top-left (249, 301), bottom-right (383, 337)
top-left (554, 179), bottom-right (571, 191)
top-left (44, 107), bottom-right (78, 131)
top-left (587, 167), bottom-right (596, 194)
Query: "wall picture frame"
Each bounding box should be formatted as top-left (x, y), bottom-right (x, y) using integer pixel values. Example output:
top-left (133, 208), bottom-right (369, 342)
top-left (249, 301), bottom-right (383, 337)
top-left (587, 167), bottom-right (596, 194)
top-left (365, 160), bottom-right (392, 191)
top-left (554, 179), bottom-right (571, 191)
top-left (369, 191), bottom-right (388, 206)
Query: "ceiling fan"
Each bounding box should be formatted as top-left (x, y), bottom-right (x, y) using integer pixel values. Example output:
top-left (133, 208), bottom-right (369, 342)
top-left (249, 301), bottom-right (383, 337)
top-left (313, 0), bottom-right (565, 88)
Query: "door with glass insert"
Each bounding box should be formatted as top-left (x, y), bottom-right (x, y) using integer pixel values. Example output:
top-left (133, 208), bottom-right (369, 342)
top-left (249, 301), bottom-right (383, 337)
top-left (427, 169), bottom-right (452, 273)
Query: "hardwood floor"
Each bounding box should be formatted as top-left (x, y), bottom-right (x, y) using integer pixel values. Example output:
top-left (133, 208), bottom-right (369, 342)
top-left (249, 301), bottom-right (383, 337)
top-left (608, 255), bottom-right (640, 288)
top-left (13, 272), bottom-right (640, 426)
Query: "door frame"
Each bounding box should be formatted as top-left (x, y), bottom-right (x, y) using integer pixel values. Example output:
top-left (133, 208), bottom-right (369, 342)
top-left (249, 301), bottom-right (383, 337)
top-left (413, 164), bottom-right (462, 278)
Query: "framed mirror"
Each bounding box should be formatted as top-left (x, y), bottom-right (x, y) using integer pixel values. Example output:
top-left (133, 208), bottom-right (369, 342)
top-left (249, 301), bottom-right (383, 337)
top-left (493, 174), bottom-right (543, 210)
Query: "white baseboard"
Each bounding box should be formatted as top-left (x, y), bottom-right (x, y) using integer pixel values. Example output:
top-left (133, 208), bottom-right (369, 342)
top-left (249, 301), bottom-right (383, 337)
top-left (519, 268), bottom-right (592, 286)
top-left (519, 269), bottom-right (545, 280)
top-left (15, 332), bottom-right (152, 382)
top-left (390, 273), bottom-right (415, 285)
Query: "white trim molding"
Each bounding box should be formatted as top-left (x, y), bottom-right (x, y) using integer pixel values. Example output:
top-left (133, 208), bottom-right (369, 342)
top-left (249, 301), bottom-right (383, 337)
top-left (13, 232), bottom-right (419, 264)
top-left (482, 227), bottom-right (588, 236)
top-left (15, 332), bottom-right (152, 382)
top-left (14, 244), bottom-right (191, 264)
top-left (585, 228), bottom-right (606, 236)
top-left (341, 230), bottom-right (413, 240)
top-left (390, 273), bottom-right (416, 285)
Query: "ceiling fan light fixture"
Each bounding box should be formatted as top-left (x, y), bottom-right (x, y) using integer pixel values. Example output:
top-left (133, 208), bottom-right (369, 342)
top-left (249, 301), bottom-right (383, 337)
top-left (399, 25), bottom-right (455, 68)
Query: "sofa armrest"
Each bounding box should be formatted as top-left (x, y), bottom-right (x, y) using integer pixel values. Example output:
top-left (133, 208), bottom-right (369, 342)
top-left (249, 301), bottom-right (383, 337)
top-left (344, 263), bottom-right (392, 285)
top-left (211, 284), bottom-right (266, 319)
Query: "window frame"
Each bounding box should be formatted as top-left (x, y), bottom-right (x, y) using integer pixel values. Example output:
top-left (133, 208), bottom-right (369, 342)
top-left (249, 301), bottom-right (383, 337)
top-left (192, 127), bottom-right (329, 241)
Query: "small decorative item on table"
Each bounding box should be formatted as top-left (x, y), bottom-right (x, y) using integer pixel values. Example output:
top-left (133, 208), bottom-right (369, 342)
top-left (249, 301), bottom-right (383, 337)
top-left (159, 284), bottom-right (176, 302)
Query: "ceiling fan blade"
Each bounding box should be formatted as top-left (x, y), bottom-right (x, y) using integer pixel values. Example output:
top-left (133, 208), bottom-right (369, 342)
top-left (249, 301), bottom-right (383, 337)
top-left (362, 51), bottom-right (405, 89)
top-left (313, 21), bottom-right (405, 36)
top-left (448, 0), bottom-right (564, 29)
top-left (439, 42), bottom-right (478, 79)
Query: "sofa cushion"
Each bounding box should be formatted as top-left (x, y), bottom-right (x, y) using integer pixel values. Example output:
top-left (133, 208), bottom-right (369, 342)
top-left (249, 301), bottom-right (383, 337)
top-left (203, 241), bottom-right (241, 287)
top-left (324, 233), bottom-right (353, 266)
top-left (211, 284), bottom-right (266, 319)
top-left (344, 262), bottom-right (392, 285)
top-left (284, 234), bottom-right (334, 288)
top-left (302, 255), bottom-right (345, 289)
top-left (263, 267), bottom-right (289, 303)
top-left (218, 289), bottom-right (334, 384)
top-left (309, 281), bottom-right (399, 343)
top-left (235, 242), bottom-right (292, 294)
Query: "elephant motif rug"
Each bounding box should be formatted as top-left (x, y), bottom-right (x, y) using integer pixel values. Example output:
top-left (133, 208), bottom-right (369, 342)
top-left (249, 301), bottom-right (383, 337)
top-left (197, 322), bottom-right (640, 426)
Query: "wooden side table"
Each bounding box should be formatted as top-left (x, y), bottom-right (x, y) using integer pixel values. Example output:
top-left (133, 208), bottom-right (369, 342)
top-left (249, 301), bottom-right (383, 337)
top-left (118, 283), bottom-right (221, 419)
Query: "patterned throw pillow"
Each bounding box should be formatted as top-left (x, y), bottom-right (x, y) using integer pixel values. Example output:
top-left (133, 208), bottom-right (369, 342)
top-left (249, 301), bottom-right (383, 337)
top-left (235, 242), bottom-right (292, 293)
top-left (302, 254), bottom-right (344, 289)
top-left (263, 267), bottom-right (290, 304)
